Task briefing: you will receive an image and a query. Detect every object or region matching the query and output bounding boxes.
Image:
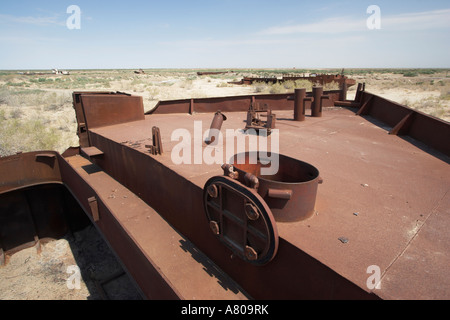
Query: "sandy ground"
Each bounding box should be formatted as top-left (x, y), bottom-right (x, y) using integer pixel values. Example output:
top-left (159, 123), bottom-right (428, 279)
top-left (0, 225), bottom-right (142, 300)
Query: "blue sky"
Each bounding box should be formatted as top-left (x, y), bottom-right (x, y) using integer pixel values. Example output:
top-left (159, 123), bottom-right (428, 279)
top-left (0, 0), bottom-right (449, 69)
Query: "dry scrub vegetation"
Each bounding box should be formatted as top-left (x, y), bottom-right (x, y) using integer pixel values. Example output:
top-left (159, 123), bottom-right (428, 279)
top-left (1, 68), bottom-right (449, 157)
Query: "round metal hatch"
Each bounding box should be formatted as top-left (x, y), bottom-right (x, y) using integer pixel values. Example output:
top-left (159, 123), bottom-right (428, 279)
top-left (203, 176), bottom-right (279, 266)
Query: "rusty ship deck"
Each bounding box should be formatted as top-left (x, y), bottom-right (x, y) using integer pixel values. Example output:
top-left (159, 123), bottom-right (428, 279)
top-left (1, 85), bottom-right (449, 300)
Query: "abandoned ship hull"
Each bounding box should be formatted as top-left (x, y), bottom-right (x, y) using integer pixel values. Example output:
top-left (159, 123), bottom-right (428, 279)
top-left (1, 85), bottom-right (449, 300)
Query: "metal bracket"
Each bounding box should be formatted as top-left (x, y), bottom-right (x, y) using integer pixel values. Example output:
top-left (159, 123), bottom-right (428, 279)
top-left (146, 126), bottom-right (163, 155)
top-left (81, 147), bottom-right (104, 158)
top-left (245, 103), bottom-right (276, 133)
top-left (88, 196), bottom-right (100, 222)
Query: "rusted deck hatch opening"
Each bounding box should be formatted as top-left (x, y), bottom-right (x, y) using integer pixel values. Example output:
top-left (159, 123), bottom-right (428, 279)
top-left (0, 184), bottom-right (88, 256)
top-left (0, 161), bottom-right (143, 299)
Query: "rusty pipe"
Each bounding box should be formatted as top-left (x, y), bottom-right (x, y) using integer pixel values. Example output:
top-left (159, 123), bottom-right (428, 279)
top-left (294, 89), bottom-right (306, 121)
top-left (205, 111), bottom-right (227, 144)
top-left (311, 86), bottom-right (329, 117)
top-left (339, 80), bottom-right (348, 101)
top-left (267, 188), bottom-right (292, 200)
top-left (311, 86), bottom-right (323, 117)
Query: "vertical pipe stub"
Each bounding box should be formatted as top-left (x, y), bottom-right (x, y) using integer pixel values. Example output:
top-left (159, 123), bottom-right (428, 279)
top-left (311, 86), bottom-right (323, 117)
top-left (340, 80), bottom-right (348, 101)
top-left (294, 88), bottom-right (306, 121)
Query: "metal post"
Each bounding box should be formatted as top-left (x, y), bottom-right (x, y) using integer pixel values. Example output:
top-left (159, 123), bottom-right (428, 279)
top-left (311, 86), bottom-right (323, 117)
top-left (354, 83), bottom-right (363, 103)
top-left (339, 80), bottom-right (348, 101)
top-left (294, 88), bottom-right (306, 121)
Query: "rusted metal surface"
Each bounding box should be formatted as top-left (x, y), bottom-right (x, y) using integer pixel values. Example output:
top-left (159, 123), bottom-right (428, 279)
top-left (205, 111), bottom-right (227, 144)
top-left (58, 153), bottom-right (248, 300)
top-left (72, 92), bottom-right (132, 147)
top-left (147, 91), bottom-right (343, 115)
top-left (293, 88), bottom-right (311, 121)
top-left (82, 91), bottom-right (449, 299)
top-left (229, 152), bottom-right (322, 222)
top-left (197, 71), bottom-right (233, 76)
top-left (228, 76), bottom-right (279, 85)
top-left (355, 89), bottom-right (450, 157)
top-left (245, 103), bottom-right (276, 133)
top-left (80, 94), bottom-right (144, 130)
top-left (0, 151), bottom-right (62, 194)
top-left (84, 123), bottom-right (376, 299)
top-left (0, 150), bottom-right (87, 260)
top-left (311, 86), bottom-right (330, 118)
top-left (203, 175), bottom-right (279, 266)
top-left (81, 146), bottom-right (104, 159)
top-left (0, 148), bottom-right (248, 299)
top-left (1, 86), bottom-right (450, 300)
top-left (146, 126), bottom-right (163, 155)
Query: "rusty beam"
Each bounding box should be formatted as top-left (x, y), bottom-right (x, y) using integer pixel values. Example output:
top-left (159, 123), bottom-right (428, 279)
top-left (389, 111), bottom-right (416, 136)
top-left (355, 96), bottom-right (374, 116)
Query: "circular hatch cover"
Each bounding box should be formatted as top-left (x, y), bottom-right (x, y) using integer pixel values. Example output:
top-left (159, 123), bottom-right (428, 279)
top-left (203, 176), bottom-right (279, 266)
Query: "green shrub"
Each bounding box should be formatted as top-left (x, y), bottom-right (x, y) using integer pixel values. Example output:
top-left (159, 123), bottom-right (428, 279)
top-left (0, 118), bottom-right (61, 156)
top-left (403, 71), bottom-right (418, 77)
top-left (269, 82), bottom-right (285, 94)
top-left (253, 82), bottom-right (268, 93)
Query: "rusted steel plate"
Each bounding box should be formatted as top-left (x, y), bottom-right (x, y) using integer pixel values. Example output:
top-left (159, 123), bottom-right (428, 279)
top-left (147, 91), bottom-right (342, 115)
top-left (80, 94), bottom-right (145, 130)
top-left (376, 191), bottom-right (450, 299)
top-left (81, 146), bottom-right (104, 158)
top-left (86, 113), bottom-right (377, 299)
top-left (197, 71), bottom-right (232, 76)
top-left (203, 175), bottom-right (279, 266)
top-left (3, 88), bottom-right (449, 300)
top-left (0, 183), bottom-right (89, 256)
top-left (72, 92), bottom-right (127, 147)
top-left (0, 151), bottom-right (62, 195)
top-left (60, 154), bottom-right (249, 300)
top-left (230, 152), bottom-right (322, 222)
top-left (86, 100), bottom-right (449, 299)
top-left (0, 190), bottom-right (39, 253)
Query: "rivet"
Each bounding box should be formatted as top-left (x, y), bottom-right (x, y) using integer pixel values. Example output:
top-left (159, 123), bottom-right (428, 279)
top-left (207, 184), bottom-right (218, 198)
top-left (245, 203), bottom-right (260, 220)
top-left (245, 246), bottom-right (258, 261)
top-left (210, 221), bottom-right (220, 235)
